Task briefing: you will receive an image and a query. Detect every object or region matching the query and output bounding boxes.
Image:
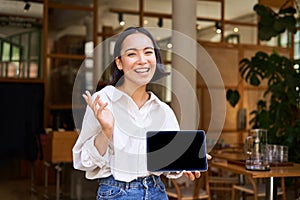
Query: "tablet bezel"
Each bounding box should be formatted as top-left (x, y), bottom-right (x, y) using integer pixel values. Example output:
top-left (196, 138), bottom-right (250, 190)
top-left (146, 130), bottom-right (208, 172)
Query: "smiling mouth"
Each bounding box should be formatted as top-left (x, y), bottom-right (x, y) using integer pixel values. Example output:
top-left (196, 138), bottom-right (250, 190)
top-left (134, 68), bottom-right (150, 73)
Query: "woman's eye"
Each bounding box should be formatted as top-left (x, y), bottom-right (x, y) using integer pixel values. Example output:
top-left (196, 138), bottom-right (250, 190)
top-left (145, 51), bottom-right (154, 55)
top-left (127, 53), bottom-right (136, 56)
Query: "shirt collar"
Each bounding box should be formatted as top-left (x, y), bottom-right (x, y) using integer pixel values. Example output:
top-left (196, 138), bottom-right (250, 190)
top-left (102, 85), bottom-right (161, 105)
top-left (102, 85), bottom-right (123, 102)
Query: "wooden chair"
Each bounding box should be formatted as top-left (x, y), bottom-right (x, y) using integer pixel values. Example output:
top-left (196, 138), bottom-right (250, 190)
top-left (208, 156), bottom-right (240, 199)
top-left (231, 176), bottom-right (286, 200)
top-left (208, 170), bottom-right (239, 198)
top-left (164, 172), bottom-right (211, 200)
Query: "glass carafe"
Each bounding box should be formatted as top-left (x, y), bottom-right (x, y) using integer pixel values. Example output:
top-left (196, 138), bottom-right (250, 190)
top-left (245, 129), bottom-right (270, 171)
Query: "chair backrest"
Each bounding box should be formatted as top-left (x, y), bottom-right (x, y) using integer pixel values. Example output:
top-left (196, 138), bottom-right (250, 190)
top-left (164, 171), bottom-right (211, 200)
top-left (194, 172), bottom-right (211, 199)
top-left (208, 163), bottom-right (239, 198)
top-left (232, 176), bottom-right (286, 200)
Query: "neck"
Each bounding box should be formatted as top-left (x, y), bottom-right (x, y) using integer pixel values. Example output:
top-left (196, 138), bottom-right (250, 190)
top-left (117, 83), bottom-right (149, 108)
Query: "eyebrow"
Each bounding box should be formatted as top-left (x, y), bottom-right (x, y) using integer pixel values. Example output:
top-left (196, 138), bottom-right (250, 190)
top-left (124, 46), bottom-right (154, 53)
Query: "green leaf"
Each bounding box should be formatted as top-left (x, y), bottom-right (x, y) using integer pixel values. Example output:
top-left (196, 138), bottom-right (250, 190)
top-left (254, 4), bottom-right (297, 41)
top-left (253, 4), bottom-right (265, 15)
top-left (250, 75), bottom-right (260, 86)
top-left (282, 16), bottom-right (297, 32)
top-left (255, 51), bottom-right (269, 59)
top-left (226, 89), bottom-right (240, 107)
top-left (258, 26), bottom-right (277, 41)
top-left (278, 7), bottom-right (296, 15)
top-left (273, 19), bottom-right (285, 32)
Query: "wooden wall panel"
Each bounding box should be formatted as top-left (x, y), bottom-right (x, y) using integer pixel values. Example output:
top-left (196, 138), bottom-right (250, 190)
top-left (204, 47), bottom-right (239, 86)
top-left (198, 43), bottom-right (292, 146)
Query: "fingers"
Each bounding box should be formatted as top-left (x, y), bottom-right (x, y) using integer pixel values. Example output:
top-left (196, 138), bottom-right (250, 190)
top-left (92, 95), bottom-right (100, 112)
top-left (82, 90), bottom-right (92, 100)
top-left (82, 90), bottom-right (93, 107)
top-left (183, 170), bottom-right (202, 181)
top-left (98, 98), bottom-right (108, 110)
top-left (184, 171), bottom-right (195, 181)
top-left (95, 101), bottom-right (108, 116)
top-left (82, 91), bottom-right (99, 111)
top-left (207, 154), bottom-right (212, 160)
top-left (194, 170), bottom-right (201, 178)
top-left (82, 93), bottom-right (89, 104)
top-left (82, 91), bottom-right (109, 118)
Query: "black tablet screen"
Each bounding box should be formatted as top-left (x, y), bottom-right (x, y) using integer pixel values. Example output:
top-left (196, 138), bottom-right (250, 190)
top-left (146, 130), bottom-right (207, 172)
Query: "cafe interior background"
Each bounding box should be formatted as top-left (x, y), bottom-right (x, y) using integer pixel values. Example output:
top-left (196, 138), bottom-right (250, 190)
top-left (0, 0), bottom-right (299, 199)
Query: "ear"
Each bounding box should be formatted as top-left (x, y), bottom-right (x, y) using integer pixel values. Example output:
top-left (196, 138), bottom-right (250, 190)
top-left (115, 57), bottom-right (123, 70)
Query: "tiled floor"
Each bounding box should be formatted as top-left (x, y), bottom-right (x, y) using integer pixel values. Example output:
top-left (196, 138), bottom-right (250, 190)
top-left (0, 160), bottom-right (98, 200)
top-left (0, 178), bottom-right (98, 200)
top-left (0, 178), bottom-right (46, 200)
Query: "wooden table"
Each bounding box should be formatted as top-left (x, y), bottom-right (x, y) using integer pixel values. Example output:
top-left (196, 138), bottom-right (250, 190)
top-left (210, 150), bottom-right (300, 200)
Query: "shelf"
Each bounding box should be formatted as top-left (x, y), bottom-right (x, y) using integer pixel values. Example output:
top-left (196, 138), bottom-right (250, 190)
top-left (43, 0), bottom-right (98, 128)
top-left (48, 104), bottom-right (85, 110)
top-left (0, 78), bottom-right (44, 83)
top-left (47, 53), bottom-right (86, 60)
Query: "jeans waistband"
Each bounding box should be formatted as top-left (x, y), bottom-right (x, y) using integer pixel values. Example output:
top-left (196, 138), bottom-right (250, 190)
top-left (98, 175), bottom-right (161, 190)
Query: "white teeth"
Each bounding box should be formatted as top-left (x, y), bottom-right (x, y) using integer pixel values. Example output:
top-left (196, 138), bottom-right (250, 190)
top-left (134, 68), bottom-right (150, 73)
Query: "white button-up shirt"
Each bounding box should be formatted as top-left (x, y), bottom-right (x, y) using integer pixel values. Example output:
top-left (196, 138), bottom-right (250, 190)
top-left (72, 85), bottom-right (181, 182)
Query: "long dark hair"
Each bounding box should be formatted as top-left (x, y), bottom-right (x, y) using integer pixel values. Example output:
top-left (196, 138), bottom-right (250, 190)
top-left (108, 26), bottom-right (169, 87)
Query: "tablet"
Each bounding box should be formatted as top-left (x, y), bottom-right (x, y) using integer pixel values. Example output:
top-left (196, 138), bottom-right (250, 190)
top-left (146, 130), bottom-right (208, 172)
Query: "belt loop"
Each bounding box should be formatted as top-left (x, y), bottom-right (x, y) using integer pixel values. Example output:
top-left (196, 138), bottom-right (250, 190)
top-left (142, 177), bottom-right (148, 189)
top-left (152, 175), bottom-right (157, 186)
top-left (125, 182), bottom-right (130, 190)
top-left (143, 177), bottom-right (147, 185)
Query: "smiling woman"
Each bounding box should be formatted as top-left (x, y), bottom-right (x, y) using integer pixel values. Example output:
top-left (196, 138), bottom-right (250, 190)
top-left (115, 32), bottom-right (157, 91)
top-left (72, 26), bottom-right (203, 200)
top-left (108, 27), bottom-right (169, 87)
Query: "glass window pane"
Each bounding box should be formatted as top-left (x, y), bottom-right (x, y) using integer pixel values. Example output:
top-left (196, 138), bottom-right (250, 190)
top-left (12, 45), bottom-right (20, 61)
top-left (29, 61), bottom-right (39, 78)
top-left (7, 62), bottom-right (18, 77)
top-left (2, 42), bottom-right (10, 61)
top-left (21, 34), bottom-right (29, 60)
top-left (30, 31), bottom-right (40, 59)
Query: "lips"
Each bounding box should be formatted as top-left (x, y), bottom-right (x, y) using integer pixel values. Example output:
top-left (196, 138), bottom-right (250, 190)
top-left (134, 68), bottom-right (150, 73)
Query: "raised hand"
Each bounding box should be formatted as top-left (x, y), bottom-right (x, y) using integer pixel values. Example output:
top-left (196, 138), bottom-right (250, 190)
top-left (82, 91), bottom-right (114, 139)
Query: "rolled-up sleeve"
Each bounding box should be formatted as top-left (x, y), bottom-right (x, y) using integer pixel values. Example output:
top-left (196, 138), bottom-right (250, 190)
top-left (80, 135), bottom-right (111, 168)
top-left (72, 91), bottom-right (112, 174)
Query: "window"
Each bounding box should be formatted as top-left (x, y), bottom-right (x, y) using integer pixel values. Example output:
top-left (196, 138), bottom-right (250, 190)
top-left (0, 40), bottom-right (21, 77)
top-left (0, 29), bottom-right (42, 79)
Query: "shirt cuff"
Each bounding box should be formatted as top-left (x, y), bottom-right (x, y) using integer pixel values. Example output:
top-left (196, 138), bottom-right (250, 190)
top-left (82, 135), bottom-right (110, 168)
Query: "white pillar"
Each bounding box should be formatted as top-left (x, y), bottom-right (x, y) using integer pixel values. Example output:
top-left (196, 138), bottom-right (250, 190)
top-left (171, 0), bottom-right (198, 129)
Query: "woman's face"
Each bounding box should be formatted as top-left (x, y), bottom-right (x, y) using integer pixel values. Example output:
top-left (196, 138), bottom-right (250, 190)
top-left (115, 32), bottom-right (156, 87)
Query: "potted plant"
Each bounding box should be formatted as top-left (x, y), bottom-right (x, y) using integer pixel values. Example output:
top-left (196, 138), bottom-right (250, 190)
top-left (226, 3), bottom-right (300, 163)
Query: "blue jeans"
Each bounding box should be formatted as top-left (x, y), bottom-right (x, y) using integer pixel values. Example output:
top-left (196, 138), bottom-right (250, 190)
top-left (96, 175), bottom-right (168, 200)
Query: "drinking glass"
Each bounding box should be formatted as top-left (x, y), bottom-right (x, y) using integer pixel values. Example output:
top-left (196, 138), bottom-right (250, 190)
top-left (245, 129), bottom-right (270, 171)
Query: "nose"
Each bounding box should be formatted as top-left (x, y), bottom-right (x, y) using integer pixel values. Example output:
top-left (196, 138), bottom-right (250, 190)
top-left (137, 52), bottom-right (147, 63)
